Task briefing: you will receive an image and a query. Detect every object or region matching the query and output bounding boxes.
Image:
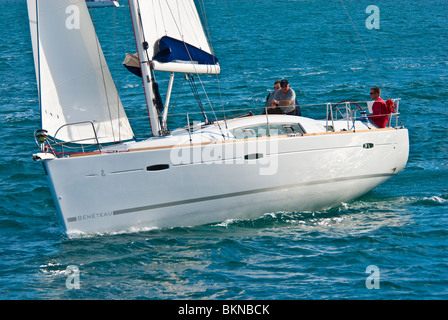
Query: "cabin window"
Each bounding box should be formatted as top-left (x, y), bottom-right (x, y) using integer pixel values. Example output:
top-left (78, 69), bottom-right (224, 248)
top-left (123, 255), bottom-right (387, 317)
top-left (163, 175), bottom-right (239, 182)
top-left (283, 125), bottom-right (295, 134)
top-left (146, 164), bottom-right (170, 171)
top-left (232, 123), bottom-right (304, 139)
top-left (363, 143), bottom-right (374, 149)
top-left (244, 153), bottom-right (264, 160)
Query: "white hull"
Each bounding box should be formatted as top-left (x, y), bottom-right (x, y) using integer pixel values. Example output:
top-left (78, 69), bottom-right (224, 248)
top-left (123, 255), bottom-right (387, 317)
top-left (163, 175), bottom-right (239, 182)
top-left (39, 116), bottom-right (409, 236)
top-left (28, 1), bottom-right (409, 237)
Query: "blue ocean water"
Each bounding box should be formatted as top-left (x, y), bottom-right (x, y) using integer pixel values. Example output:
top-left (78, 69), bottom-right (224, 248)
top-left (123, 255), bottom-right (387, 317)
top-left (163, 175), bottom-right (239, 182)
top-left (0, 0), bottom-right (447, 300)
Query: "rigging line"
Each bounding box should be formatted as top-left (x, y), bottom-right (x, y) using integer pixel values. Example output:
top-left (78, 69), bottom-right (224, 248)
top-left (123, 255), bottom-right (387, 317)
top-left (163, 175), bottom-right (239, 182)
top-left (196, 0), bottom-right (213, 52)
top-left (89, 5), bottom-right (117, 142)
top-left (186, 74), bottom-right (208, 123)
top-left (186, 75), bottom-right (224, 140)
top-left (155, 0), bottom-right (164, 36)
top-left (158, 0), bottom-right (168, 35)
top-left (196, 0), bottom-right (227, 130)
top-left (163, 0), bottom-right (225, 137)
top-left (113, 4), bottom-right (121, 142)
top-left (182, 0), bottom-right (205, 51)
top-left (189, 70), bottom-right (223, 134)
top-left (171, 75), bottom-right (186, 109)
top-left (195, 74), bottom-right (226, 139)
top-left (210, 0), bottom-right (248, 136)
top-left (214, 73), bottom-right (228, 131)
top-left (339, 0), bottom-right (388, 98)
top-left (35, 0), bottom-right (42, 130)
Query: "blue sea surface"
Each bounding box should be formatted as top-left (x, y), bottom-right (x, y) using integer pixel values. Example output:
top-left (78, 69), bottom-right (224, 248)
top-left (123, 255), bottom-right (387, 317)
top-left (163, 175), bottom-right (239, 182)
top-left (0, 0), bottom-right (447, 300)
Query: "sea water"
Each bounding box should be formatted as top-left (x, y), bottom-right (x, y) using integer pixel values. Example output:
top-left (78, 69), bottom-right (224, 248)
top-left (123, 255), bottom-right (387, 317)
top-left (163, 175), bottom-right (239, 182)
top-left (0, 0), bottom-right (447, 300)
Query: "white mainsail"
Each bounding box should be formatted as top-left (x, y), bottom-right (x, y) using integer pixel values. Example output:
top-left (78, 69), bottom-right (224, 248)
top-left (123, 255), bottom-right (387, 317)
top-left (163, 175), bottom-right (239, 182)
top-left (136, 0), bottom-right (220, 74)
top-left (27, 0), bottom-right (134, 144)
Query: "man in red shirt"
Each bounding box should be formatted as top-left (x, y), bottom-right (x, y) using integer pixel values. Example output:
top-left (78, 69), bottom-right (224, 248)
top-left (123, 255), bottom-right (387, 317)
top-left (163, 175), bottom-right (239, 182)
top-left (368, 87), bottom-right (389, 128)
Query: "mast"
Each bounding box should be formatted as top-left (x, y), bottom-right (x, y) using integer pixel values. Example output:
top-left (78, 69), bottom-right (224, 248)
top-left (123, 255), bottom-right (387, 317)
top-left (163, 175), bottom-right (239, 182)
top-left (127, 0), bottom-right (220, 135)
top-left (128, 0), bottom-right (161, 136)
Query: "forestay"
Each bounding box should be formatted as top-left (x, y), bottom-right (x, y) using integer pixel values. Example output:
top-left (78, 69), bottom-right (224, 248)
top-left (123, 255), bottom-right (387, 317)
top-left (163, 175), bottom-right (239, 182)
top-left (27, 0), bottom-right (134, 144)
top-left (136, 0), bottom-right (220, 74)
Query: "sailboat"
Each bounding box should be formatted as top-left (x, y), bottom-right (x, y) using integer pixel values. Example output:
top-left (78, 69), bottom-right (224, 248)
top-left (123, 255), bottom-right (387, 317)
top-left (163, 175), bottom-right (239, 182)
top-left (85, 0), bottom-right (120, 8)
top-left (27, 0), bottom-right (409, 236)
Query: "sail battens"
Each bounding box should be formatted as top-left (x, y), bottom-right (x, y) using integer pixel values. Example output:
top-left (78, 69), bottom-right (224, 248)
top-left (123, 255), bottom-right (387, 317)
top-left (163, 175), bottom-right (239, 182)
top-left (27, 0), bottom-right (134, 144)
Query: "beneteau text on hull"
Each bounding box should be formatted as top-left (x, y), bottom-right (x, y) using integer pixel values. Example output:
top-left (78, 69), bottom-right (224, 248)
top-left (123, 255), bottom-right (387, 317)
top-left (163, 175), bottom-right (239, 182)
top-left (27, 0), bottom-right (409, 236)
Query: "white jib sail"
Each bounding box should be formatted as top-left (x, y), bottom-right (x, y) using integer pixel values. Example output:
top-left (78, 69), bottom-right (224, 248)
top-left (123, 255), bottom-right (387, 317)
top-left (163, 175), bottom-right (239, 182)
top-left (136, 0), bottom-right (220, 74)
top-left (27, 0), bottom-right (134, 144)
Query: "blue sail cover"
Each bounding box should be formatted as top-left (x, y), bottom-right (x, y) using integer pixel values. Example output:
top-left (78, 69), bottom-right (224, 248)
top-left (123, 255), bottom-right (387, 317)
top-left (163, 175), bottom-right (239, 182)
top-left (153, 36), bottom-right (218, 65)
